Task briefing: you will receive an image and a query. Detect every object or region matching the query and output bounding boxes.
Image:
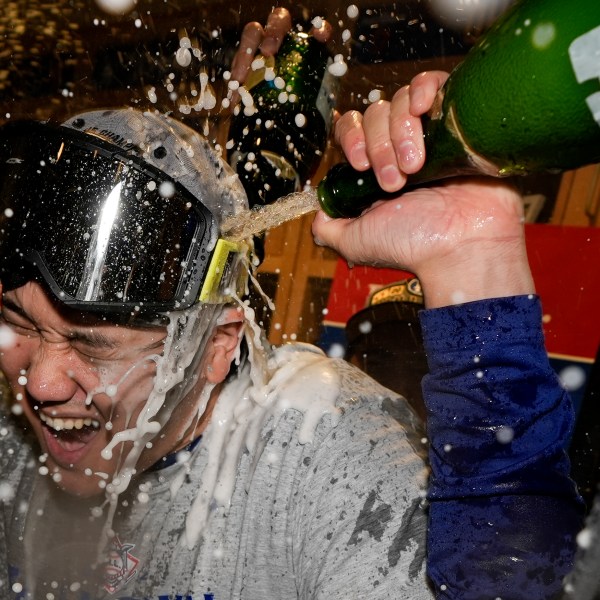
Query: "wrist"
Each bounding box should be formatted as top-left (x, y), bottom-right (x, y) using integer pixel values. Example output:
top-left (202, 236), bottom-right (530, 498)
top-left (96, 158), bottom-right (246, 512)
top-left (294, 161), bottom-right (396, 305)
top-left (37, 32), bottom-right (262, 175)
top-left (418, 239), bottom-right (535, 308)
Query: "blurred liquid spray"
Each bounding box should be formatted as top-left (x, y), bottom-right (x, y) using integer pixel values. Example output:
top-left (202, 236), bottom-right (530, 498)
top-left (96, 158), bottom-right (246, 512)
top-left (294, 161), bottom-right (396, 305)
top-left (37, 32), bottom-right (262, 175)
top-left (428, 0), bottom-right (515, 32)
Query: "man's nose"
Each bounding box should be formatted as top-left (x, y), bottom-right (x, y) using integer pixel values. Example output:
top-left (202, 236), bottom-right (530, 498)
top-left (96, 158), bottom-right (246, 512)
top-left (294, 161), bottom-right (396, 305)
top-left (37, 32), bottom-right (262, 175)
top-left (24, 341), bottom-right (81, 403)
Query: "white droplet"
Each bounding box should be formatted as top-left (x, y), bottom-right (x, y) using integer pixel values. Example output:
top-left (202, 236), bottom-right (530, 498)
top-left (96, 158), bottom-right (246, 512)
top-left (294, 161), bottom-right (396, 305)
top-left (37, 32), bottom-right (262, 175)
top-left (147, 88), bottom-right (157, 103)
top-left (0, 481), bottom-right (15, 501)
top-left (4, 208), bottom-right (13, 217)
top-left (175, 47), bottom-right (192, 68)
top-left (559, 365), bottom-right (586, 392)
top-left (496, 426), bottom-right (514, 444)
top-left (327, 343), bottom-right (345, 359)
top-left (368, 89), bottom-right (382, 103)
top-left (532, 22), bottom-right (556, 49)
top-left (328, 54), bottom-right (348, 77)
top-left (105, 384), bottom-right (118, 398)
top-left (358, 320), bottom-right (372, 334)
top-left (346, 4), bottom-right (359, 18)
top-left (294, 113), bottom-right (307, 128)
top-left (159, 181), bottom-right (175, 198)
top-left (451, 290), bottom-right (467, 304)
top-left (576, 527), bottom-right (593, 549)
top-left (427, 0), bottom-right (512, 32)
top-left (311, 16), bottom-right (324, 29)
top-left (0, 325), bottom-right (16, 349)
top-left (17, 375), bottom-right (27, 386)
top-left (94, 0), bottom-right (136, 15)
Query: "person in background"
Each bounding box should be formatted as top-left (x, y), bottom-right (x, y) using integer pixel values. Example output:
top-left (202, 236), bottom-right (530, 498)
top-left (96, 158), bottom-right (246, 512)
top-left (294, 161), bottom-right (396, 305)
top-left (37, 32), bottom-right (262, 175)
top-left (312, 68), bottom-right (586, 599)
top-left (345, 277), bottom-right (428, 421)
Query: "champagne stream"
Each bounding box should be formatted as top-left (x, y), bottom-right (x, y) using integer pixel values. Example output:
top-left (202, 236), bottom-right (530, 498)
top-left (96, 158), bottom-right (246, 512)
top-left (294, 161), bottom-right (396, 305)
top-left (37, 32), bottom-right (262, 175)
top-left (221, 189), bottom-right (321, 242)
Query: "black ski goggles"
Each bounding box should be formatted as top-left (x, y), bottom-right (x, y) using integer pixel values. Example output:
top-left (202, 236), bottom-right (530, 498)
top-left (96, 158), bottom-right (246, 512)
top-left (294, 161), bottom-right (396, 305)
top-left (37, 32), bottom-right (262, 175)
top-left (0, 120), bottom-right (247, 316)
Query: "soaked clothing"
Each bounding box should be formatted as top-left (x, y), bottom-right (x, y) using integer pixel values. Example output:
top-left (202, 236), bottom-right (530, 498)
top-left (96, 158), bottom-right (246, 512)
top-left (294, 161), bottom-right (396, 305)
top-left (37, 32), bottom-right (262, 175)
top-left (421, 295), bottom-right (585, 600)
top-left (0, 346), bottom-right (432, 600)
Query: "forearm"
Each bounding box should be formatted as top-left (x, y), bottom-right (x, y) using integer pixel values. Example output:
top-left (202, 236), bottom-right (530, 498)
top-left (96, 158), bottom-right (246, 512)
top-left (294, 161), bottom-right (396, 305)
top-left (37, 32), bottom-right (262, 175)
top-left (420, 295), bottom-right (584, 599)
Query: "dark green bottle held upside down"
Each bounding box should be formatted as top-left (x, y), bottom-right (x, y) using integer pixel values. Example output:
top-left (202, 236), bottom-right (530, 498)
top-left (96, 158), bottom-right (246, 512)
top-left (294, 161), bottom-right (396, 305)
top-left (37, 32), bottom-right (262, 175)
top-left (317, 0), bottom-right (600, 218)
top-left (228, 30), bottom-right (336, 210)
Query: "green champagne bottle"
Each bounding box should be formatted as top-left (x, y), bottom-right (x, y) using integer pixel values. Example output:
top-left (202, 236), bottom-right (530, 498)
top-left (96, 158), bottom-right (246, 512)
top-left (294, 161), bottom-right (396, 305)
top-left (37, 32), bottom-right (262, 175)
top-left (317, 0), bottom-right (600, 218)
top-left (228, 30), bottom-right (336, 209)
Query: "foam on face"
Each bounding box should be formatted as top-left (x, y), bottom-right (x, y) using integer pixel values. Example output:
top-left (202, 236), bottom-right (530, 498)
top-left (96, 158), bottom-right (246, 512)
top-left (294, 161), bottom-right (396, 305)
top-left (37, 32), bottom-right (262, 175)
top-left (85, 255), bottom-right (342, 551)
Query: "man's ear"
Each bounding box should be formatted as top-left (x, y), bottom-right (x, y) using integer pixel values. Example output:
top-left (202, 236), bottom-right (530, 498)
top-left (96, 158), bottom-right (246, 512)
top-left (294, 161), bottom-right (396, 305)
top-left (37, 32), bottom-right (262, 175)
top-left (204, 307), bottom-right (245, 384)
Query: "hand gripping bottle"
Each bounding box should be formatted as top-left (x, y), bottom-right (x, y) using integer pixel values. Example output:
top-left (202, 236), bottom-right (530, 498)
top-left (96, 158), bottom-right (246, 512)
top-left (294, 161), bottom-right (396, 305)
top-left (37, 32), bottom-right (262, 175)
top-left (317, 0), bottom-right (600, 218)
top-left (228, 30), bottom-right (336, 209)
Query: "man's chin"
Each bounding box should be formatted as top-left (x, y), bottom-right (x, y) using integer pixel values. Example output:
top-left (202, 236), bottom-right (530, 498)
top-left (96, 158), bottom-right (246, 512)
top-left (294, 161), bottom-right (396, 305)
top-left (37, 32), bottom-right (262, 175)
top-left (44, 461), bottom-right (113, 499)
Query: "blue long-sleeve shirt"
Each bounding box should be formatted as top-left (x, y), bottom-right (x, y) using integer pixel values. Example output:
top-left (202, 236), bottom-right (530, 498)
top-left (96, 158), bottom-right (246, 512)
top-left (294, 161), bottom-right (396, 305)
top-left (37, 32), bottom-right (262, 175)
top-left (420, 295), bottom-right (584, 600)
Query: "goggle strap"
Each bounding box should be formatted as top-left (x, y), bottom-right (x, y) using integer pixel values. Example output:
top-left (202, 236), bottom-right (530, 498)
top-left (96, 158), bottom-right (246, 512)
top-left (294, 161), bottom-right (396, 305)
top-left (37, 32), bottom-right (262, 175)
top-left (199, 238), bottom-right (246, 304)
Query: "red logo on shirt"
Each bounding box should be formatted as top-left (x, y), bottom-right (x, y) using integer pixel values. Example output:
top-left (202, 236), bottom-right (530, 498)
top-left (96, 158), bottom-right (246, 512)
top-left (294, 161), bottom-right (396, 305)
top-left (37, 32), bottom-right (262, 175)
top-left (103, 535), bottom-right (139, 595)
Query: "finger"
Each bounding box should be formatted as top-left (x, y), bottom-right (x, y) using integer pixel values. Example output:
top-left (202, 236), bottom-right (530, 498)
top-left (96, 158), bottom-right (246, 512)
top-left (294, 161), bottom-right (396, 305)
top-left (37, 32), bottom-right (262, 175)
top-left (362, 100), bottom-right (406, 192)
top-left (389, 85), bottom-right (425, 174)
top-left (311, 210), bottom-right (358, 256)
top-left (260, 8), bottom-right (292, 56)
top-left (409, 70), bottom-right (450, 116)
top-left (230, 21), bottom-right (265, 84)
top-left (334, 110), bottom-right (370, 170)
top-left (312, 205), bottom-right (397, 267)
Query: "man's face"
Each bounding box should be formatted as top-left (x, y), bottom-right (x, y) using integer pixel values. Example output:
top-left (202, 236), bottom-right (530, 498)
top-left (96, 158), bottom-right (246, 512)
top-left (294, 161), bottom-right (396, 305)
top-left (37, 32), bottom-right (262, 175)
top-left (0, 281), bottom-right (173, 497)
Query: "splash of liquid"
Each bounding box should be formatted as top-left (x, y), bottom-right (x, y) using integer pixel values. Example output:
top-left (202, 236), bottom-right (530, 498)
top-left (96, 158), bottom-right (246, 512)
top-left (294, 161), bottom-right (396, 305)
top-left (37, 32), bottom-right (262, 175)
top-left (220, 189), bottom-right (321, 242)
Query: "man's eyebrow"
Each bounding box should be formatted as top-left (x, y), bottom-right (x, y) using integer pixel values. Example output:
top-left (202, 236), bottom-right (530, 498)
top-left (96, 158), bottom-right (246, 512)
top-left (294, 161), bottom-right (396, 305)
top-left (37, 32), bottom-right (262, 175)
top-left (69, 329), bottom-right (120, 349)
top-left (3, 297), bottom-right (119, 349)
top-left (73, 329), bottom-right (165, 352)
top-left (2, 296), bottom-right (164, 350)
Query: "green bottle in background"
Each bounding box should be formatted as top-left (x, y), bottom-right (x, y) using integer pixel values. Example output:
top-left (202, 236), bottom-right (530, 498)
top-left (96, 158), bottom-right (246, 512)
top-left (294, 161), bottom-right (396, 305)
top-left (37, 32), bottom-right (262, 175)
top-left (228, 30), bottom-right (336, 209)
top-left (317, 0), bottom-right (600, 218)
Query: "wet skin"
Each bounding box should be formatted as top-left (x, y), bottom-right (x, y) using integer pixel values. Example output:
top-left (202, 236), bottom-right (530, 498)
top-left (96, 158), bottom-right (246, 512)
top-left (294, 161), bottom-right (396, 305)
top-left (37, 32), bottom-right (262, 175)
top-left (0, 281), bottom-right (179, 498)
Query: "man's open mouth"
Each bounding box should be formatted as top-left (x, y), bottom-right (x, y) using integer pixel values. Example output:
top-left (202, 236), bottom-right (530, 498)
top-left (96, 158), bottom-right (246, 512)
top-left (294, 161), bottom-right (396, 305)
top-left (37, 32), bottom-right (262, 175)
top-left (40, 412), bottom-right (101, 450)
top-left (40, 413), bottom-right (100, 432)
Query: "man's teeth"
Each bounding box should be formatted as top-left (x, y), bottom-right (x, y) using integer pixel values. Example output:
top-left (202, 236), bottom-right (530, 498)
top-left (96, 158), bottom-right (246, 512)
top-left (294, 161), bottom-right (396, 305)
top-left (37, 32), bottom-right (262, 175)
top-left (40, 413), bottom-right (100, 432)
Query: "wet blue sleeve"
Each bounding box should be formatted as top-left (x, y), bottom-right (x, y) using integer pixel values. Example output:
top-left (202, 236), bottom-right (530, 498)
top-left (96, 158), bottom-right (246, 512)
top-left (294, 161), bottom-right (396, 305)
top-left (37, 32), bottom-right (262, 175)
top-left (419, 295), bottom-right (584, 600)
